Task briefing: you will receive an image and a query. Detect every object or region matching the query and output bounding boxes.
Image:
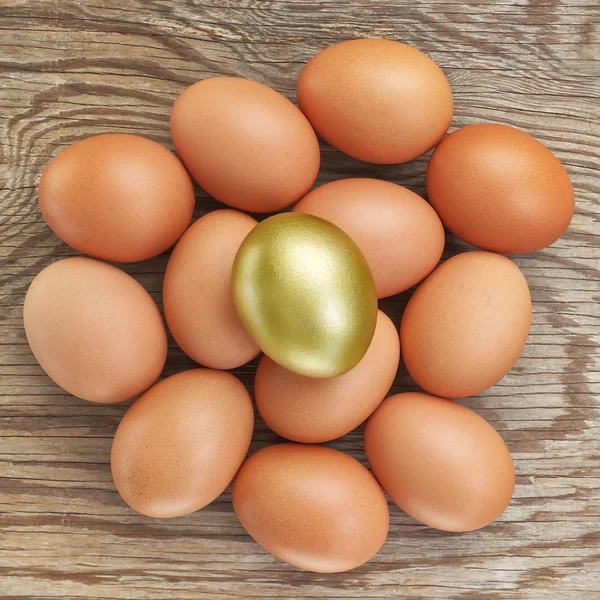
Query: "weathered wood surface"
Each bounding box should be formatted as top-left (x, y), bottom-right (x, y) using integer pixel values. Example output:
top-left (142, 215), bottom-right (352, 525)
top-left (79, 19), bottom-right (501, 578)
top-left (1, 1), bottom-right (599, 598)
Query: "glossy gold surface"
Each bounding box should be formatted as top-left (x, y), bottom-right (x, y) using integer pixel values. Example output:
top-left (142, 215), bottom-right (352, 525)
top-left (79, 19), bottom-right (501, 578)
top-left (232, 213), bottom-right (377, 378)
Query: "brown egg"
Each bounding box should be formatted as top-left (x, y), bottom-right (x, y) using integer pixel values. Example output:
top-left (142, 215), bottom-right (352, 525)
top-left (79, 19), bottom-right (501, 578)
top-left (255, 311), bottom-right (399, 443)
top-left (400, 251), bottom-right (531, 398)
top-left (39, 134), bottom-right (195, 262)
top-left (297, 39), bottom-right (453, 164)
top-left (232, 444), bottom-right (389, 572)
top-left (163, 210), bottom-right (260, 369)
top-left (23, 257), bottom-right (166, 403)
top-left (111, 369), bottom-right (254, 518)
top-left (426, 123), bottom-right (575, 253)
top-left (365, 392), bottom-right (515, 532)
top-left (293, 179), bottom-right (444, 297)
top-left (171, 77), bottom-right (320, 213)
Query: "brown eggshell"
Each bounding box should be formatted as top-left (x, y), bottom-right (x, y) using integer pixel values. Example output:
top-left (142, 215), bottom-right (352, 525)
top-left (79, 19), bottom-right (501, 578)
top-left (297, 39), bottom-right (453, 164)
top-left (426, 123), bottom-right (575, 253)
top-left (39, 134), bottom-right (195, 262)
top-left (171, 77), bottom-right (320, 212)
top-left (163, 210), bottom-right (260, 369)
top-left (111, 369), bottom-right (254, 518)
top-left (293, 178), bottom-right (444, 297)
top-left (255, 310), bottom-right (399, 443)
top-left (23, 257), bottom-right (167, 404)
top-left (400, 251), bottom-right (531, 398)
top-left (232, 444), bottom-right (389, 572)
top-left (365, 392), bottom-right (515, 532)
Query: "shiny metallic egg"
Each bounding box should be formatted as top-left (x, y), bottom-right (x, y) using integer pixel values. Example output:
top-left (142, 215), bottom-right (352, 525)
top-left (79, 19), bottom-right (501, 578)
top-left (232, 213), bottom-right (377, 378)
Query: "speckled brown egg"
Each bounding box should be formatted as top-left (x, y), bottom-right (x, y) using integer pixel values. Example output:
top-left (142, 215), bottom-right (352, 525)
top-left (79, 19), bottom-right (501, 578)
top-left (171, 77), bottom-right (320, 212)
top-left (39, 134), bottom-right (195, 262)
top-left (400, 251), bottom-right (531, 398)
top-left (255, 310), bottom-right (399, 443)
top-left (297, 39), bottom-right (453, 164)
top-left (232, 444), bottom-right (389, 573)
top-left (163, 210), bottom-right (260, 369)
top-left (111, 369), bottom-right (254, 518)
top-left (365, 392), bottom-right (515, 532)
top-left (293, 178), bottom-right (445, 297)
top-left (426, 123), bottom-right (575, 253)
top-left (23, 257), bottom-right (166, 403)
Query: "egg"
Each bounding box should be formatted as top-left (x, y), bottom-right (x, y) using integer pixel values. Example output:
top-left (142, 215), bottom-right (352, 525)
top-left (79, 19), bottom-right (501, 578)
top-left (163, 210), bottom-right (260, 369)
top-left (297, 39), bottom-right (453, 164)
top-left (255, 310), bottom-right (399, 443)
top-left (170, 77), bottom-right (320, 213)
top-left (400, 251), bottom-right (531, 398)
top-left (293, 178), bottom-right (445, 297)
top-left (232, 444), bottom-right (389, 572)
top-left (23, 257), bottom-right (166, 403)
top-left (426, 123), bottom-right (575, 253)
top-left (39, 134), bottom-right (195, 262)
top-left (111, 369), bottom-right (254, 518)
top-left (365, 392), bottom-right (515, 532)
top-left (232, 213), bottom-right (377, 378)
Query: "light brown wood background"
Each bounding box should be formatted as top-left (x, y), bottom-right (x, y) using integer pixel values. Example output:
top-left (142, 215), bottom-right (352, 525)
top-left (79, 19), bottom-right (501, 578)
top-left (1, 1), bottom-right (599, 598)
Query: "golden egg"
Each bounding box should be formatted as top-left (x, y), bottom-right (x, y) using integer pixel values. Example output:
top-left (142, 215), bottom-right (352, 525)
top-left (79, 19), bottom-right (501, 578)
top-left (232, 213), bottom-right (377, 378)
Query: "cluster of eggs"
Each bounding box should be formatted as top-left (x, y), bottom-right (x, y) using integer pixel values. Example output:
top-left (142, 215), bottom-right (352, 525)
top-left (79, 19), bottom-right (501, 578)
top-left (23, 39), bottom-right (574, 573)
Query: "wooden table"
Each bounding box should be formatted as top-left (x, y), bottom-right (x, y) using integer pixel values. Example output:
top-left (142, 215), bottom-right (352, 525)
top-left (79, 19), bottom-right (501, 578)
top-left (1, 1), bottom-right (599, 598)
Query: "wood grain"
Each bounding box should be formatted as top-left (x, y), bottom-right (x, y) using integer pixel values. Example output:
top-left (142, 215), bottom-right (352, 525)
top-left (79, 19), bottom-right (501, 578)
top-left (1, 0), bottom-right (599, 598)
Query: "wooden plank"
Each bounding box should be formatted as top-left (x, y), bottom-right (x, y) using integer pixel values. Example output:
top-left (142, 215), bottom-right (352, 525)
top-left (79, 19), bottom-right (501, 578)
top-left (0, 0), bottom-right (599, 598)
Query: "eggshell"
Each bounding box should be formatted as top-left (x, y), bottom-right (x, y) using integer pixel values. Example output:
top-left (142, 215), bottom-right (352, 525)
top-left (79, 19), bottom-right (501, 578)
top-left (255, 310), bottom-right (399, 443)
top-left (23, 257), bottom-right (166, 404)
top-left (365, 392), bottom-right (515, 532)
top-left (400, 251), bottom-right (531, 398)
top-left (426, 123), bottom-right (575, 253)
top-left (293, 178), bottom-right (444, 297)
top-left (163, 210), bottom-right (260, 369)
top-left (171, 77), bottom-right (320, 213)
top-left (297, 39), bottom-right (453, 164)
top-left (232, 213), bottom-right (377, 378)
top-left (232, 444), bottom-right (389, 572)
top-left (111, 369), bottom-right (254, 518)
top-left (39, 134), bottom-right (195, 262)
